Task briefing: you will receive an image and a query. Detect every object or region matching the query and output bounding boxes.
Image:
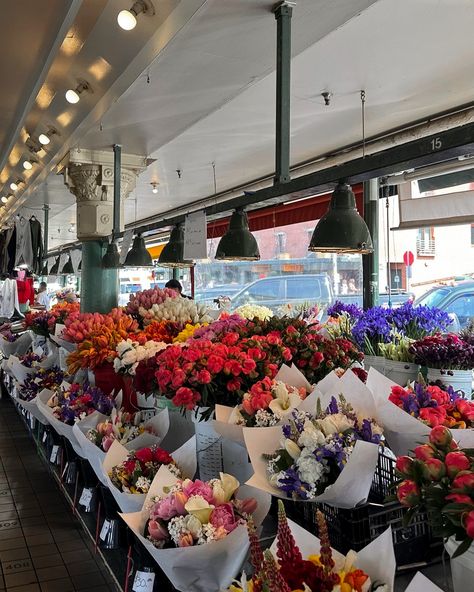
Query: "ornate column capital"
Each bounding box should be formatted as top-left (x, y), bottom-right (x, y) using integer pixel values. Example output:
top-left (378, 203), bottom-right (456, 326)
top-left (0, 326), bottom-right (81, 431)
top-left (60, 149), bottom-right (148, 239)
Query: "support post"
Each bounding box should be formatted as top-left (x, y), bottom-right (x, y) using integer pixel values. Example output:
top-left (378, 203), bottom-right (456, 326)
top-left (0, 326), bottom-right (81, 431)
top-left (81, 242), bottom-right (118, 313)
top-left (113, 144), bottom-right (121, 239)
top-left (42, 204), bottom-right (49, 271)
top-left (172, 268), bottom-right (179, 281)
top-left (273, 1), bottom-right (293, 185)
top-left (362, 179), bottom-right (379, 309)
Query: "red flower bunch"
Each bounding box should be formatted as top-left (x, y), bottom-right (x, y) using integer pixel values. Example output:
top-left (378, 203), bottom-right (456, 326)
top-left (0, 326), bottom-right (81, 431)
top-left (154, 330), bottom-right (293, 413)
top-left (389, 382), bottom-right (474, 429)
top-left (395, 425), bottom-right (474, 556)
top-left (109, 446), bottom-right (177, 494)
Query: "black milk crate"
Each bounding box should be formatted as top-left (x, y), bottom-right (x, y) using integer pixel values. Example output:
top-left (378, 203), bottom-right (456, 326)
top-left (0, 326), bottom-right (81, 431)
top-left (297, 450), bottom-right (442, 569)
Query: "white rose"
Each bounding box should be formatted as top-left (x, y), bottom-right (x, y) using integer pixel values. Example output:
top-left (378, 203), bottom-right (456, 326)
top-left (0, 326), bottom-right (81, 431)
top-left (297, 420), bottom-right (326, 449)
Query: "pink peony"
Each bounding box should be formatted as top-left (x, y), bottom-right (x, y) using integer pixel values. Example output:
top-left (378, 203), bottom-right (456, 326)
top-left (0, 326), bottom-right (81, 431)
top-left (445, 451), bottom-right (471, 478)
top-left (183, 479), bottom-right (215, 504)
top-left (464, 510), bottom-right (474, 539)
top-left (419, 406), bottom-right (446, 427)
top-left (151, 496), bottom-right (182, 521)
top-left (397, 480), bottom-right (420, 507)
top-left (414, 444), bottom-right (436, 461)
top-left (209, 503), bottom-right (238, 533)
top-left (429, 425), bottom-right (453, 448)
top-left (395, 456), bottom-right (414, 478)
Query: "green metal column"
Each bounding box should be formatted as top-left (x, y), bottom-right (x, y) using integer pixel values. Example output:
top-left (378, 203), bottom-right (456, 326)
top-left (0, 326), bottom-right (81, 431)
top-left (362, 178), bottom-right (379, 309)
top-left (172, 268), bottom-right (180, 281)
top-left (81, 241), bottom-right (118, 313)
top-left (273, 1), bottom-right (293, 185)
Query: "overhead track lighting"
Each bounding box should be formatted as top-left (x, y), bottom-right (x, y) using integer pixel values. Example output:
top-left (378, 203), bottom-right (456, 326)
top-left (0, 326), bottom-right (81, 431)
top-left (308, 181), bottom-right (373, 254)
top-left (117, 0), bottom-right (155, 30)
top-left (123, 233), bottom-right (153, 267)
top-left (215, 208), bottom-right (260, 261)
top-left (65, 79), bottom-right (92, 104)
top-left (23, 158), bottom-right (38, 170)
top-left (50, 256), bottom-right (60, 275)
top-left (151, 182), bottom-right (158, 194)
top-left (61, 255), bottom-right (74, 275)
top-left (158, 224), bottom-right (194, 268)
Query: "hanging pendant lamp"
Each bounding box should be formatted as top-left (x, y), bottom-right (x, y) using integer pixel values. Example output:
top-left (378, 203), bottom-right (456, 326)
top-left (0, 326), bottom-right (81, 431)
top-left (215, 208), bottom-right (260, 261)
top-left (50, 257), bottom-right (60, 275)
top-left (308, 182), bottom-right (373, 254)
top-left (158, 224), bottom-right (194, 268)
top-left (102, 242), bottom-right (120, 269)
top-left (40, 261), bottom-right (48, 276)
top-left (61, 255), bottom-right (74, 275)
top-left (123, 233), bottom-right (153, 267)
top-left (78, 259), bottom-right (82, 272)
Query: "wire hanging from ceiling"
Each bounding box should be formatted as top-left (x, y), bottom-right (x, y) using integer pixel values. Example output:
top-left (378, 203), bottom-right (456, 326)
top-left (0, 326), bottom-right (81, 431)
top-left (361, 90), bottom-right (366, 158)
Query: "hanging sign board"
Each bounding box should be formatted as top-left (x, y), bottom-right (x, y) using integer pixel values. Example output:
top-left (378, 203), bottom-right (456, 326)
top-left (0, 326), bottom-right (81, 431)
top-left (184, 210), bottom-right (207, 260)
top-left (120, 230), bottom-right (134, 264)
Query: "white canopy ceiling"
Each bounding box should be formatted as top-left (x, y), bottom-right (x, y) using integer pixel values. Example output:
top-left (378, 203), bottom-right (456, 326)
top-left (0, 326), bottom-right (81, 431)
top-left (1, 0), bottom-right (474, 250)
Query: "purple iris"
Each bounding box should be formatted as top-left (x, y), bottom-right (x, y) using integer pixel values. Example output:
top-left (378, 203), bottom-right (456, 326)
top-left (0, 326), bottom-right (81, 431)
top-left (327, 301), bottom-right (363, 320)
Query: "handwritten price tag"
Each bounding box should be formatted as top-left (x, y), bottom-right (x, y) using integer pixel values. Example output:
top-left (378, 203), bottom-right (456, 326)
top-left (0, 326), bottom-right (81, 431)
top-left (79, 488), bottom-right (93, 508)
top-left (99, 520), bottom-right (111, 541)
top-left (132, 570), bottom-right (155, 592)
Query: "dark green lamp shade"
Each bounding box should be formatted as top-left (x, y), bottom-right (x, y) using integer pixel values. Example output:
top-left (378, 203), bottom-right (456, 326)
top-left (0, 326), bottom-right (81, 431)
top-left (102, 242), bottom-right (120, 269)
top-left (158, 224), bottom-right (194, 268)
top-left (308, 182), bottom-right (373, 254)
top-left (50, 257), bottom-right (60, 275)
top-left (123, 234), bottom-right (153, 268)
top-left (40, 261), bottom-right (48, 275)
top-left (61, 255), bottom-right (74, 275)
top-left (215, 209), bottom-right (260, 261)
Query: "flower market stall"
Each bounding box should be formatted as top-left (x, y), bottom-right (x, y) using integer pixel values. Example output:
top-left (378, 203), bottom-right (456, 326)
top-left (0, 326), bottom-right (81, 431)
top-left (1, 291), bottom-right (472, 592)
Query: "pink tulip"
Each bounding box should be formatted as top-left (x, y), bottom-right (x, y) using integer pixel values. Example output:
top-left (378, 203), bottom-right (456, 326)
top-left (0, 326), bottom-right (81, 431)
top-left (148, 520), bottom-right (169, 542)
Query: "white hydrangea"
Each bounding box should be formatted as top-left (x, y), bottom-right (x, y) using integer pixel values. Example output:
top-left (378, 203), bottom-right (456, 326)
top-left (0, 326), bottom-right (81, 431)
top-left (295, 448), bottom-right (327, 486)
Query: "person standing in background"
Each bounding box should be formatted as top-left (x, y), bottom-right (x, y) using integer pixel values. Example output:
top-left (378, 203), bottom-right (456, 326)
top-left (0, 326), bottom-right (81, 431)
top-left (36, 281), bottom-right (51, 310)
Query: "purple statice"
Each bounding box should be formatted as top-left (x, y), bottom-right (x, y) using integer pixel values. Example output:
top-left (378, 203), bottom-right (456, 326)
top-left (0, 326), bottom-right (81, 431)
top-left (0, 323), bottom-right (19, 342)
top-left (19, 352), bottom-right (42, 368)
top-left (327, 301), bottom-right (363, 320)
top-left (352, 306), bottom-right (393, 355)
top-left (192, 314), bottom-right (246, 341)
top-left (392, 302), bottom-right (452, 340)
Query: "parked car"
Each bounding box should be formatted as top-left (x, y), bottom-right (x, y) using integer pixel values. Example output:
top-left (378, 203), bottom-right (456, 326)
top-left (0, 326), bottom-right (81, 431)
top-left (194, 285), bottom-right (243, 306)
top-left (415, 280), bottom-right (474, 330)
top-left (336, 292), bottom-right (415, 308)
top-left (230, 274), bottom-right (333, 312)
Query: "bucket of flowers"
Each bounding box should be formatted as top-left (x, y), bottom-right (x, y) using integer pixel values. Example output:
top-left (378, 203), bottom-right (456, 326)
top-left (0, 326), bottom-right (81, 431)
top-left (102, 436), bottom-right (196, 512)
top-left (394, 425), bottom-right (474, 590)
top-left (119, 471), bottom-right (270, 592)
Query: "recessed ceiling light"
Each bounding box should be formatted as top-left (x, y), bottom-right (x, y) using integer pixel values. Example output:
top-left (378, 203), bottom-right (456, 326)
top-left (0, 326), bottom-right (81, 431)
top-left (65, 79), bottom-right (92, 104)
top-left (117, 1), bottom-right (155, 30)
top-left (10, 182), bottom-right (18, 191)
top-left (151, 181), bottom-right (159, 194)
top-left (38, 133), bottom-right (50, 145)
top-left (23, 160), bottom-right (33, 170)
top-left (1, 196), bottom-right (8, 204)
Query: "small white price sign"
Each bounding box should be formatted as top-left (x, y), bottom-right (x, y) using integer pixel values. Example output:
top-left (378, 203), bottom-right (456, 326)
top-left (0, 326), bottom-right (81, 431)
top-left (132, 570), bottom-right (155, 592)
top-left (140, 409), bottom-right (155, 422)
top-left (99, 519), bottom-right (110, 541)
top-left (42, 431), bottom-right (48, 443)
top-left (50, 445), bottom-right (59, 463)
top-left (79, 488), bottom-right (93, 508)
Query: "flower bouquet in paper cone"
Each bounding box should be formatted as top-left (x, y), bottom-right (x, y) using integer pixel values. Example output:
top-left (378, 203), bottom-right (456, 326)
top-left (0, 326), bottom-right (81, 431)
top-left (46, 382), bottom-right (114, 424)
top-left (103, 436), bottom-right (196, 513)
top-left (228, 500), bottom-right (394, 592)
top-left (395, 425), bottom-right (474, 558)
top-left (119, 471), bottom-right (271, 592)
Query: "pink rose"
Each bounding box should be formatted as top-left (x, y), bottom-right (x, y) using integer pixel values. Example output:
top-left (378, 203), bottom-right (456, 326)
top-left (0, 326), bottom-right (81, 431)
top-left (183, 480), bottom-right (215, 504)
top-left (209, 503), bottom-right (238, 533)
top-left (148, 519), bottom-right (169, 542)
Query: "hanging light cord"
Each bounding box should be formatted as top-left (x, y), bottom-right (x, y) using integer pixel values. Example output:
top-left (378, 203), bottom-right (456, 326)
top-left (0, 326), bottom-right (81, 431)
top-left (212, 162), bottom-right (217, 195)
top-left (361, 90), bottom-right (366, 158)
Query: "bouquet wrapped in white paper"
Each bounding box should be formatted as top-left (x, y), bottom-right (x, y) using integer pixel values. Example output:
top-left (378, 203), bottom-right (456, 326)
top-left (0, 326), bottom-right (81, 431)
top-left (366, 368), bottom-right (474, 456)
top-left (0, 330), bottom-right (32, 357)
top-left (102, 436), bottom-right (196, 512)
top-left (245, 371), bottom-right (383, 507)
top-left (73, 407), bottom-right (170, 484)
top-left (119, 471), bottom-right (271, 592)
top-left (213, 364), bottom-right (315, 445)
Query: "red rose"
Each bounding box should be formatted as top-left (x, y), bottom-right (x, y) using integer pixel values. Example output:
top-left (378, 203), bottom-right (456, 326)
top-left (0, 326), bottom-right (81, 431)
top-left (153, 448), bottom-right (173, 464)
top-left (135, 447), bottom-right (153, 464)
top-left (445, 452), bottom-right (471, 478)
top-left (172, 387), bottom-right (200, 410)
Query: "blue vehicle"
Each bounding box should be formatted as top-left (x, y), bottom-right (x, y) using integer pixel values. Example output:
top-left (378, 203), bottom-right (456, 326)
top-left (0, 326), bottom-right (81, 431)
top-left (415, 280), bottom-right (474, 330)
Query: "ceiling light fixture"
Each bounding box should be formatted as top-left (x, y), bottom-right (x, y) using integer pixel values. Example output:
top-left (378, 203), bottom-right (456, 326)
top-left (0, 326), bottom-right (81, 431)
top-left (22, 158), bottom-right (38, 170)
top-left (61, 255), bottom-right (74, 275)
top-left (215, 208), bottom-right (260, 261)
top-left (158, 224), bottom-right (194, 268)
top-left (10, 180), bottom-right (24, 191)
top-left (37, 127), bottom-right (58, 146)
top-left (102, 242), bottom-right (120, 269)
top-left (117, 0), bottom-right (155, 30)
top-left (50, 256), bottom-right (60, 275)
top-left (151, 181), bottom-right (158, 194)
top-left (123, 233), bottom-right (153, 267)
top-left (65, 79), bottom-right (92, 104)
top-left (308, 181), bottom-right (373, 254)
top-left (1, 196), bottom-right (8, 204)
